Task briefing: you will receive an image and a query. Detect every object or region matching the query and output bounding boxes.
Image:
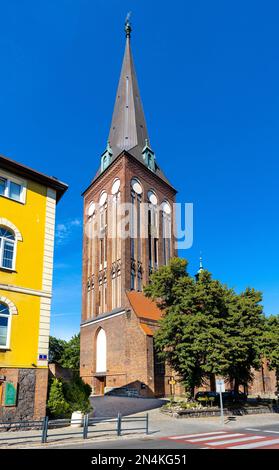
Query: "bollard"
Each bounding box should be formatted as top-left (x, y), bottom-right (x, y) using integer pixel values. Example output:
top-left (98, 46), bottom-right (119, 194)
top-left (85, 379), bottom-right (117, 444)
top-left (41, 416), bottom-right (49, 444)
top-left (83, 414), bottom-right (89, 439)
top-left (117, 413), bottom-right (122, 436)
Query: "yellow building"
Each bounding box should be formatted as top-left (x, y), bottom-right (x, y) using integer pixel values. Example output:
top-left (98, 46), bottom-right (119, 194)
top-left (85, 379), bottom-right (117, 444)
top-left (0, 154), bottom-right (67, 419)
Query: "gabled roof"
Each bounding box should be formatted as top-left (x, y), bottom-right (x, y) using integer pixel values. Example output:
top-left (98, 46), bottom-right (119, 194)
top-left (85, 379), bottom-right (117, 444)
top-left (126, 291), bottom-right (163, 322)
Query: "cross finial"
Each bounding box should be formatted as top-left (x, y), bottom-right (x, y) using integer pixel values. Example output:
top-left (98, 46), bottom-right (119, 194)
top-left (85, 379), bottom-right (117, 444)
top-left (125, 12), bottom-right (132, 38)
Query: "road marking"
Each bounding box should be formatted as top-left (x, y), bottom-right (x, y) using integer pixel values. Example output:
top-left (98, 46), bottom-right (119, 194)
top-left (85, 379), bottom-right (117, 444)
top-left (188, 433), bottom-right (244, 443)
top-left (263, 430), bottom-right (279, 434)
top-left (245, 428), bottom-right (261, 431)
top-left (207, 436), bottom-right (265, 446)
top-left (168, 431), bottom-right (226, 440)
top-left (232, 438), bottom-right (279, 449)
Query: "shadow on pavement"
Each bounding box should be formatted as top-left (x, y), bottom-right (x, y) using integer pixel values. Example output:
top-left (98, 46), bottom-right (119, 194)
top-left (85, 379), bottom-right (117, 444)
top-left (90, 396), bottom-right (167, 418)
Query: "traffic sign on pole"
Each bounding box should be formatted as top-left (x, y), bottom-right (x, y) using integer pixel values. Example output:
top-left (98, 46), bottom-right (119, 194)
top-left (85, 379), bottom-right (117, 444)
top-left (216, 379), bottom-right (225, 426)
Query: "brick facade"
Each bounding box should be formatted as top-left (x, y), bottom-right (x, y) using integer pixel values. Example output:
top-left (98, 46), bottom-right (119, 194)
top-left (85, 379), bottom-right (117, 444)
top-left (80, 151), bottom-right (176, 397)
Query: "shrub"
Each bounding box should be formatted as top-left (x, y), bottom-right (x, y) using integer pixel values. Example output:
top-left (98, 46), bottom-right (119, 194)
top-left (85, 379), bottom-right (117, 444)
top-left (47, 378), bottom-right (71, 418)
top-left (197, 396), bottom-right (209, 406)
top-left (63, 373), bottom-right (92, 414)
top-left (47, 375), bottom-right (92, 418)
top-left (179, 401), bottom-right (202, 410)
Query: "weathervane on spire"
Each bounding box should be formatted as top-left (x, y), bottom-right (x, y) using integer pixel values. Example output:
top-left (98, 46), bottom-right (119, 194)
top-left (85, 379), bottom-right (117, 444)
top-left (125, 12), bottom-right (132, 38)
top-left (199, 252), bottom-right (204, 273)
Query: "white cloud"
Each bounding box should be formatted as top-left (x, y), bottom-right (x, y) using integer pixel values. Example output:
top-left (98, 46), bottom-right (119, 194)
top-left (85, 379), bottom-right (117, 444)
top-left (55, 218), bottom-right (81, 245)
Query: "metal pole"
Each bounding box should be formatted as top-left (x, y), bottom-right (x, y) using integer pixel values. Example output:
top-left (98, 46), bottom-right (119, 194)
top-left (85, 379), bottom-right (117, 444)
top-left (220, 391), bottom-right (224, 427)
top-left (41, 416), bottom-right (48, 444)
top-left (83, 414), bottom-right (89, 439)
top-left (117, 413), bottom-right (121, 436)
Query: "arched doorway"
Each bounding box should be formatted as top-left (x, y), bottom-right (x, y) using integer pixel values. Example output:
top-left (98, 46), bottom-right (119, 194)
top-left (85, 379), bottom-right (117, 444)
top-left (95, 328), bottom-right (107, 394)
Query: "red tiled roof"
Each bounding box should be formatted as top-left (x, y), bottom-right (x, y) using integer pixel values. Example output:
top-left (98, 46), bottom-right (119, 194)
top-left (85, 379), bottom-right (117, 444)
top-left (126, 291), bottom-right (163, 321)
top-left (140, 323), bottom-right (154, 336)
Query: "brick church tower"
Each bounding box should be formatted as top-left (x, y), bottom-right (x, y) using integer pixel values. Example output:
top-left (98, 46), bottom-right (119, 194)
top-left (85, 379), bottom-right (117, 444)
top-left (80, 19), bottom-right (177, 397)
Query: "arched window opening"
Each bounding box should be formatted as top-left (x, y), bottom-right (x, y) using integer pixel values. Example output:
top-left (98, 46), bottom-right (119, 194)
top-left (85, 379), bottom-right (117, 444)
top-left (86, 202), bottom-right (96, 319)
top-left (111, 179), bottom-right (121, 309)
top-left (130, 179), bottom-right (143, 291)
top-left (147, 191), bottom-right (158, 273)
top-left (0, 302), bottom-right (11, 349)
top-left (0, 227), bottom-right (16, 270)
top-left (96, 328), bottom-right (107, 373)
top-left (162, 201), bottom-right (172, 265)
top-left (99, 192), bottom-right (108, 271)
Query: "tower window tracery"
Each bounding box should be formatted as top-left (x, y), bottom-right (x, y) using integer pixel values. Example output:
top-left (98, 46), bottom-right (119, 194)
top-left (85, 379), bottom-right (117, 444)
top-left (130, 178), bottom-right (143, 290)
top-left (111, 179), bottom-right (121, 308)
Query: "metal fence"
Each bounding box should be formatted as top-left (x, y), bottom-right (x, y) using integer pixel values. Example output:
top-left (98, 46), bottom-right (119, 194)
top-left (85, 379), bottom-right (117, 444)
top-left (0, 413), bottom-right (149, 445)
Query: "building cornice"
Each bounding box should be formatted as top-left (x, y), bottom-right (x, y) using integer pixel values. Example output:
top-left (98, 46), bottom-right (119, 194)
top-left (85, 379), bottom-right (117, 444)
top-left (0, 284), bottom-right (52, 298)
top-left (0, 154), bottom-right (68, 202)
top-left (81, 308), bottom-right (127, 327)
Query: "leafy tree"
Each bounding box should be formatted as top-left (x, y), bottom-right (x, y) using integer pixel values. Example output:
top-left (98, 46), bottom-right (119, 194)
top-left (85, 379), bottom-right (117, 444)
top-left (60, 334), bottom-right (80, 370)
top-left (144, 257), bottom-right (265, 396)
top-left (262, 315), bottom-right (279, 392)
top-left (49, 336), bottom-right (67, 363)
top-left (145, 258), bottom-right (230, 394)
top-left (225, 288), bottom-right (265, 391)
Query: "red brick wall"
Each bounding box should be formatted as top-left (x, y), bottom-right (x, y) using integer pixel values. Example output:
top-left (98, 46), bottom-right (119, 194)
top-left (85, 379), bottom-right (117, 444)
top-left (81, 151), bottom-right (176, 322)
top-left (80, 150), bottom-right (177, 397)
top-left (33, 369), bottom-right (48, 419)
top-left (80, 309), bottom-right (158, 397)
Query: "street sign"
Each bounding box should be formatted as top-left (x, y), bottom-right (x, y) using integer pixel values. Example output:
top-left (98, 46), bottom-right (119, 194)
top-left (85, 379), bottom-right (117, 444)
top-left (215, 379), bottom-right (225, 426)
top-left (215, 379), bottom-right (225, 393)
top-left (4, 382), bottom-right (17, 406)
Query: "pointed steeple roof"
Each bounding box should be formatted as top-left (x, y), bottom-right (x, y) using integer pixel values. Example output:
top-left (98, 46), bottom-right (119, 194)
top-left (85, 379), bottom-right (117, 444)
top-left (89, 18), bottom-right (175, 191)
top-left (108, 19), bottom-right (149, 156)
top-left (195, 253), bottom-right (204, 280)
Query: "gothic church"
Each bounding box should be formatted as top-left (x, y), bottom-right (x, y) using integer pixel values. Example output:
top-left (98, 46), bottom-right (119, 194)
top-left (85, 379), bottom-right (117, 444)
top-left (80, 20), bottom-right (177, 397)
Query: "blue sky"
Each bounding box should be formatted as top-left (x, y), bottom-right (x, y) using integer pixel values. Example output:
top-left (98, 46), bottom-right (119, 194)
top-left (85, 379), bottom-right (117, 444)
top-left (0, 1), bottom-right (278, 340)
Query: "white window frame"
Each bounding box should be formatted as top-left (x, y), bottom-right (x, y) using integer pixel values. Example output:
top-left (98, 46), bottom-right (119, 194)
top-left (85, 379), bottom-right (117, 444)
top-left (0, 170), bottom-right (27, 204)
top-left (0, 303), bottom-right (12, 350)
top-left (0, 228), bottom-right (17, 271)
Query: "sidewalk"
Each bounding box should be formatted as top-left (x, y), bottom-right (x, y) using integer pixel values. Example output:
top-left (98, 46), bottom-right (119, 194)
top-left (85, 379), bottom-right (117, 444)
top-left (0, 414), bottom-right (148, 449)
top-left (0, 408), bottom-right (278, 449)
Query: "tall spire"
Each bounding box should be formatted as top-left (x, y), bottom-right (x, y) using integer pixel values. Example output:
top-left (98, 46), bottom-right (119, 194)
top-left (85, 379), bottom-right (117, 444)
top-left (108, 15), bottom-right (149, 156)
top-left (195, 252), bottom-right (204, 280)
